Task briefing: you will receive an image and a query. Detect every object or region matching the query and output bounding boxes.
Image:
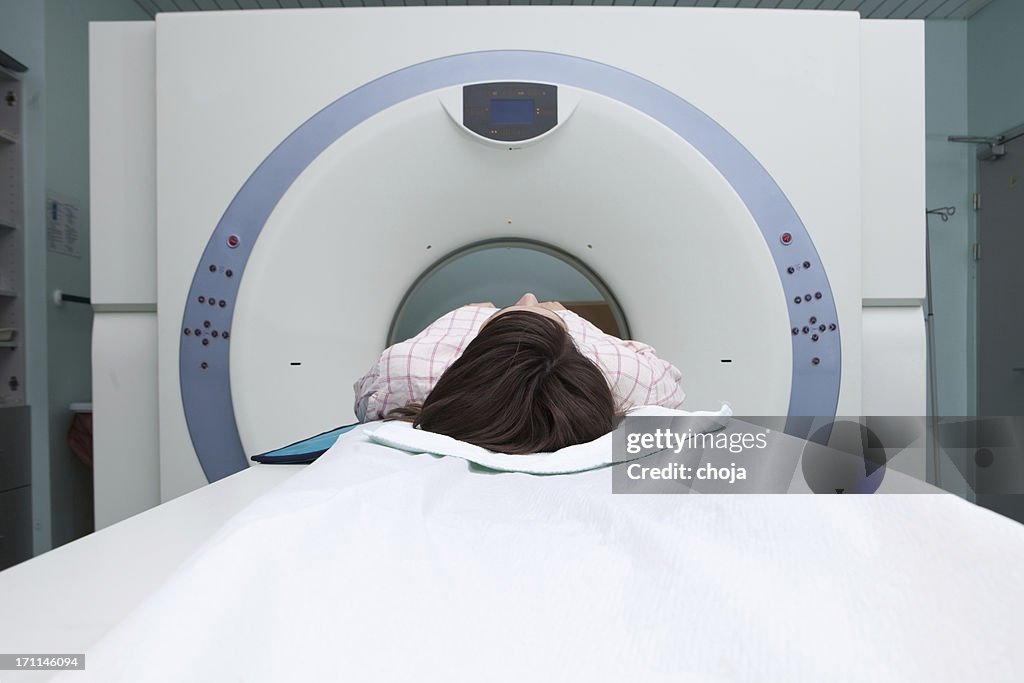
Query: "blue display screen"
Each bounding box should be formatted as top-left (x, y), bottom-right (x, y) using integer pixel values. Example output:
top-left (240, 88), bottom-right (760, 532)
top-left (490, 99), bottom-right (536, 125)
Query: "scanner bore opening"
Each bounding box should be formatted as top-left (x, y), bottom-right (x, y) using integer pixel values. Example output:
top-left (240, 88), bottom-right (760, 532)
top-left (387, 238), bottom-right (630, 346)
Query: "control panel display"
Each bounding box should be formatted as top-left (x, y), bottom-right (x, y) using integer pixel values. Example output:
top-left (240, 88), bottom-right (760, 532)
top-left (463, 82), bottom-right (557, 142)
top-left (490, 99), bottom-right (536, 126)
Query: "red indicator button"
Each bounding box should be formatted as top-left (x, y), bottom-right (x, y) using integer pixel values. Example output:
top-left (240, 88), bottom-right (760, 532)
top-left (780, 232), bottom-right (793, 245)
top-left (227, 234), bottom-right (240, 248)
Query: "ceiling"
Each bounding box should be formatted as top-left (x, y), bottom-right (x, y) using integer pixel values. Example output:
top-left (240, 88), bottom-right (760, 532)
top-left (133, 0), bottom-right (994, 21)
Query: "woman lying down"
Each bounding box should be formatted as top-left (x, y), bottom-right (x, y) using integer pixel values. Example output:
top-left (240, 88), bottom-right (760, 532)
top-left (354, 293), bottom-right (685, 454)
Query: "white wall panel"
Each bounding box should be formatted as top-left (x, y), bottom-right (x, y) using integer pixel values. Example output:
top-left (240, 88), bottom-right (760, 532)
top-left (89, 22), bottom-right (156, 308)
top-left (862, 306), bottom-right (927, 415)
top-left (92, 313), bottom-right (160, 528)
top-left (861, 20), bottom-right (926, 304)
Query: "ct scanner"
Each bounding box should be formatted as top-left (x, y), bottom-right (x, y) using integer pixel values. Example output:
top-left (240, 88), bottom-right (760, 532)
top-left (9, 9), bottom-right (1024, 682)
top-left (88, 7), bottom-right (925, 517)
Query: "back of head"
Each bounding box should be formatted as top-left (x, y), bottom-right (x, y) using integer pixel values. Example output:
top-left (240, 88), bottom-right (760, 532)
top-left (389, 310), bottom-right (616, 454)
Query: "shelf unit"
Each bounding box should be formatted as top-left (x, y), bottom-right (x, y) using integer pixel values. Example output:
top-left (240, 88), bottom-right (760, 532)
top-left (0, 60), bottom-right (25, 407)
top-left (0, 50), bottom-right (29, 570)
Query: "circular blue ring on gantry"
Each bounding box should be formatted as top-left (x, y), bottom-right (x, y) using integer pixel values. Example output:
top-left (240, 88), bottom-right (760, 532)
top-left (181, 49), bottom-right (841, 482)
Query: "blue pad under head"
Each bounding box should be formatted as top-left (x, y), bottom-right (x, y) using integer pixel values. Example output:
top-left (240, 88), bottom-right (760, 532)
top-left (250, 423), bottom-right (360, 464)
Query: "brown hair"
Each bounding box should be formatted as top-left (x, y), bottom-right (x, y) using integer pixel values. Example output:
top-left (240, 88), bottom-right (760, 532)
top-left (386, 310), bottom-right (617, 454)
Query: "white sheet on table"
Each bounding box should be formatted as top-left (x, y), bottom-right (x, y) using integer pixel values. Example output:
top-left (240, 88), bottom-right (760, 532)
top-left (365, 404), bottom-right (733, 474)
top-left (59, 424), bottom-right (1024, 683)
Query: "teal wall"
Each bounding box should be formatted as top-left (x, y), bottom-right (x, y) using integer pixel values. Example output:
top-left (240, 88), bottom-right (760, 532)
top-left (924, 20), bottom-right (969, 417)
top-left (967, 0), bottom-right (1024, 137)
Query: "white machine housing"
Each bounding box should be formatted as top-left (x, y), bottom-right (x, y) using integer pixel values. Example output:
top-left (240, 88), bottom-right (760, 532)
top-left (90, 8), bottom-right (925, 525)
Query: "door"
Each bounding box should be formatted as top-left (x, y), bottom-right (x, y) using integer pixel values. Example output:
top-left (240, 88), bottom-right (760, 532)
top-left (976, 132), bottom-right (1024, 522)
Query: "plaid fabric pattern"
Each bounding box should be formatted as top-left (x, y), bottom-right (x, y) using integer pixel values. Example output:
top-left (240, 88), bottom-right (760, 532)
top-left (354, 305), bottom-right (685, 421)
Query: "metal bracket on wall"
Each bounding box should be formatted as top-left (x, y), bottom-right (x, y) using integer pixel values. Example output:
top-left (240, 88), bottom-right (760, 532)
top-left (950, 123), bottom-right (1024, 162)
top-left (926, 206), bottom-right (956, 222)
top-left (948, 135), bottom-right (1007, 162)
